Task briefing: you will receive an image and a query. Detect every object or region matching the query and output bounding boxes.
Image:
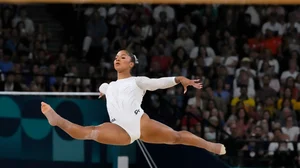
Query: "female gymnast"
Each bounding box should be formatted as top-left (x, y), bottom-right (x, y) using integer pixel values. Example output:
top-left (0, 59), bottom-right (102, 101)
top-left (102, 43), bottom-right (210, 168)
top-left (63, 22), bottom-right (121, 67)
top-left (41, 50), bottom-right (226, 155)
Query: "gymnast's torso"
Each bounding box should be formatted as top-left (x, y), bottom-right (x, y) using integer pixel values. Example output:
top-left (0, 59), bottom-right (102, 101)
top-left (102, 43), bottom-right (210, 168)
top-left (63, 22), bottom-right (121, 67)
top-left (100, 76), bottom-right (177, 123)
top-left (105, 77), bottom-right (146, 122)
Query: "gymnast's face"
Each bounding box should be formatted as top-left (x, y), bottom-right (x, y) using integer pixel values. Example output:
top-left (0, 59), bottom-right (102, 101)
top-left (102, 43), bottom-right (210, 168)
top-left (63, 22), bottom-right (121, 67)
top-left (114, 50), bottom-right (134, 73)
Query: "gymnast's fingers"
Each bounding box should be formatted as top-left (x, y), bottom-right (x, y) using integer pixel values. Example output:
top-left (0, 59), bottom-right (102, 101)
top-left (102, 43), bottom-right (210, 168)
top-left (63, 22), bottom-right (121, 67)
top-left (98, 93), bottom-right (104, 99)
top-left (192, 79), bottom-right (201, 83)
top-left (183, 85), bottom-right (188, 94)
top-left (193, 83), bottom-right (202, 89)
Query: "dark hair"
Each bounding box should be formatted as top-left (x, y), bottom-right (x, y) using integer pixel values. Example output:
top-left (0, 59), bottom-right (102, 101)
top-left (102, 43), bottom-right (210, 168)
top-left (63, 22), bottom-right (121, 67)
top-left (273, 128), bottom-right (282, 133)
top-left (124, 50), bottom-right (139, 65)
top-left (124, 50), bottom-right (139, 75)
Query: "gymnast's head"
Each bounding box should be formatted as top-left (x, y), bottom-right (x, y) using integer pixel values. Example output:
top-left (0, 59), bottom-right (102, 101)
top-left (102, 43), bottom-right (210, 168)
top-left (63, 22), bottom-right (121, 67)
top-left (114, 50), bottom-right (138, 73)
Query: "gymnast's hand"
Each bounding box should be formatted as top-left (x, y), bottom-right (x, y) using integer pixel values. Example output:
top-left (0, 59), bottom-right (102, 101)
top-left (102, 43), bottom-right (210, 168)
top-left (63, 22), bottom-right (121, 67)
top-left (99, 92), bottom-right (104, 99)
top-left (176, 76), bottom-right (202, 94)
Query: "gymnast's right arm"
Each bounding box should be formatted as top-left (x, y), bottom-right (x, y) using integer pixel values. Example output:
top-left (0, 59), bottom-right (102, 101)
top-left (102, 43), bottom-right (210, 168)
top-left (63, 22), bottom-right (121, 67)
top-left (98, 83), bottom-right (109, 98)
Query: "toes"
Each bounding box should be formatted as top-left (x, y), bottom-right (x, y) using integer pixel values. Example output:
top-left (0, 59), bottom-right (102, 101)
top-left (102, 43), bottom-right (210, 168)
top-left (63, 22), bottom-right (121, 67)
top-left (220, 145), bottom-right (226, 155)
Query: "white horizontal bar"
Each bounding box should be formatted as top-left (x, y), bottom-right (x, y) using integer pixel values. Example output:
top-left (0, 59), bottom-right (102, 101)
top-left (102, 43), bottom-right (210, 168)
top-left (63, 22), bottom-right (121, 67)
top-left (0, 91), bottom-right (100, 96)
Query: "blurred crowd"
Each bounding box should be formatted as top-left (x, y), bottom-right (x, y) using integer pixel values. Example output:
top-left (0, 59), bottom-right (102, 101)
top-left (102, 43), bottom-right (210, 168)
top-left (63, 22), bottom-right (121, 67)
top-left (1, 4), bottom-right (300, 167)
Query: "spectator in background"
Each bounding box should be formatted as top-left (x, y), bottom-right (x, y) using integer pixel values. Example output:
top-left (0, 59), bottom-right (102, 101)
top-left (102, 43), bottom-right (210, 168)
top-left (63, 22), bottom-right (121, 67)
top-left (269, 128), bottom-right (295, 168)
top-left (153, 5), bottom-right (175, 23)
top-left (1, 7), bottom-right (13, 30)
top-left (83, 9), bottom-right (108, 64)
top-left (204, 116), bottom-right (219, 142)
top-left (277, 87), bottom-right (297, 110)
top-left (277, 107), bottom-right (298, 127)
top-left (0, 71), bottom-right (22, 91)
top-left (233, 70), bottom-right (255, 98)
top-left (0, 49), bottom-right (13, 72)
top-left (181, 89), bottom-right (206, 133)
top-left (262, 28), bottom-right (282, 56)
top-left (5, 29), bottom-right (19, 55)
top-left (150, 37), bottom-right (172, 73)
top-left (268, 128), bottom-right (292, 154)
top-left (281, 116), bottom-right (299, 141)
top-left (139, 14), bottom-right (153, 46)
top-left (107, 5), bottom-right (127, 27)
top-left (213, 78), bottom-right (231, 104)
top-left (235, 108), bottom-right (253, 137)
top-left (216, 44), bottom-right (238, 78)
top-left (245, 6), bottom-right (260, 26)
top-left (153, 11), bottom-right (174, 37)
top-left (12, 8), bottom-right (35, 35)
top-left (262, 97), bottom-right (277, 118)
top-left (177, 14), bottom-right (197, 37)
top-left (285, 12), bottom-right (300, 34)
top-left (205, 86), bottom-right (227, 114)
top-left (231, 85), bottom-right (255, 114)
top-left (281, 76), bottom-right (299, 100)
top-left (257, 49), bottom-right (280, 75)
top-left (239, 13), bottom-right (258, 39)
top-left (280, 60), bottom-right (298, 83)
top-left (256, 75), bottom-right (277, 103)
top-left (190, 34), bottom-right (216, 59)
top-left (262, 12), bottom-right (284, 36)
top-left (172, 47), bottom-right (189, 70)
top-left (174, 27), bottom-right (195, 54)
top-left (63, 65), bottom-right (81, 92)
top-left (235, 57), bottom-right (256, 79)
top-left (55, 52), bottom-right (68, 77)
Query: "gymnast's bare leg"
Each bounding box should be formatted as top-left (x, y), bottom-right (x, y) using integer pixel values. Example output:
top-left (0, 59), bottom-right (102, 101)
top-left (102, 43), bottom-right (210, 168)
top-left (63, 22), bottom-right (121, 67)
top-left (41, 102), bottom-right (131, 145)
top-left (140, 113), bottom-right (226, 155)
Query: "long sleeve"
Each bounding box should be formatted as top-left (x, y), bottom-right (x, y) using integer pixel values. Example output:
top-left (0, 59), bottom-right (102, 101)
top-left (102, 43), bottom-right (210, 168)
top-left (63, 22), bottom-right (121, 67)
top-left (135, 76), bottom-right (178, 91)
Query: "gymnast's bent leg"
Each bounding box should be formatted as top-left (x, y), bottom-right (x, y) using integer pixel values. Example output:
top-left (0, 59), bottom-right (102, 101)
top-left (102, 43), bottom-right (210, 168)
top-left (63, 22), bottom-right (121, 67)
top-left (139, 114), bottom-right (226, 155)
top-left (41, 102), bottom-right (131, 145)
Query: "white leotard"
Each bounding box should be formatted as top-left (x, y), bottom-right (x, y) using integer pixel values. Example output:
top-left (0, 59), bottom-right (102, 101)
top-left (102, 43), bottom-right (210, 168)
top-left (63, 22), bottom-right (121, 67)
top-left (99, 76), bottom-right (177, 143)
top-left (100, 76), bottom-right (177, 122)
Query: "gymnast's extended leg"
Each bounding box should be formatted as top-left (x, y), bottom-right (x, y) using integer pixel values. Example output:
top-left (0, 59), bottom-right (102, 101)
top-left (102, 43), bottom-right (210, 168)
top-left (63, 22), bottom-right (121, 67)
top-left (41, 102), bottom-right (131, 145)
top-left (140, 114), bottom-right (226, 155)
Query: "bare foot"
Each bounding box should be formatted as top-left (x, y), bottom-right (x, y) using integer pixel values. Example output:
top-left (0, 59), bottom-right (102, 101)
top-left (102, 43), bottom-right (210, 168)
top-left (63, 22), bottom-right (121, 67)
top-left (214, 143), bottom-right (226, 155)
top-left (207, 142), bottom-right (226, 155)
top-left (41, 102), bottom-right (60, 126)
top-left (218, 144), bottom-right (226, 155)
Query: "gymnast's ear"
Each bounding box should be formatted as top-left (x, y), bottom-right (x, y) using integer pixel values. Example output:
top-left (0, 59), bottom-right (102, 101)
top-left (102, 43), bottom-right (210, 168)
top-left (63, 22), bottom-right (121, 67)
top-left (129, 62), bottom-right (134, 68)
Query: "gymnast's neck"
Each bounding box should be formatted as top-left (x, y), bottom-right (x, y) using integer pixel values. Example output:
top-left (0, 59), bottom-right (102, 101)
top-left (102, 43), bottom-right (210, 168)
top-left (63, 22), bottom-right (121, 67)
top-left (117, 71), bottom-right (132, 80)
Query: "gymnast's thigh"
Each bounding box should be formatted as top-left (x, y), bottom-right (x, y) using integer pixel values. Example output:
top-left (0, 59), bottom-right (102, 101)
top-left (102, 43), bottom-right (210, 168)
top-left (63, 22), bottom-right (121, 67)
top-left (139, 113), bottom-right (178, 144)
top-left (92, 122), bottom-right (131, 145)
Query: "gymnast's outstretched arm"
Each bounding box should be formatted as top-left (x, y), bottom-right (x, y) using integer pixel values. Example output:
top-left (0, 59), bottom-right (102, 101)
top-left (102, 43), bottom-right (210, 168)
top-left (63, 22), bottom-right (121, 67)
top-left (135, 76), bottom-right (202, 93)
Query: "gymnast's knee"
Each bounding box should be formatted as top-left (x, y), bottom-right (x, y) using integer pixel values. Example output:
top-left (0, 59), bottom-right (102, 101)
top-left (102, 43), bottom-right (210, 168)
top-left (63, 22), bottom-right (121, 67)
top-left (81, 126), bottom-right (100, 141)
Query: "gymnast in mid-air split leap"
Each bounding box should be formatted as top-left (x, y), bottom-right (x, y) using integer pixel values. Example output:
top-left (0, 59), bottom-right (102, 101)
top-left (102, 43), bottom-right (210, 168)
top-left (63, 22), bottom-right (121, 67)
top-left (41, 50), bottom-right (226, 155)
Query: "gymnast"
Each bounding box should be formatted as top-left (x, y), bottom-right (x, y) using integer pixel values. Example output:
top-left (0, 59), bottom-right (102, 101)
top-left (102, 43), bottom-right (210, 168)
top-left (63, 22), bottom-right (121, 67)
top-left (41, 50), bottom-right (226, 155)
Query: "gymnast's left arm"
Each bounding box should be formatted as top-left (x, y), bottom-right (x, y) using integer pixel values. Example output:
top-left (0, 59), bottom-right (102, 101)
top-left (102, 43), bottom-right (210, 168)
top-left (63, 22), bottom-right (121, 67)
top-left (135, 76), bottom-right (202, 93)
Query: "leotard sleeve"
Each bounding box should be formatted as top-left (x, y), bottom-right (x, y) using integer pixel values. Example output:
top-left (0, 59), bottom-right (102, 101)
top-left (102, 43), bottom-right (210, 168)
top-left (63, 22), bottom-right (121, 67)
top-left (99, 83), bottom-right (109, 94)
top-left (135, 76), bottom-right (178, 91)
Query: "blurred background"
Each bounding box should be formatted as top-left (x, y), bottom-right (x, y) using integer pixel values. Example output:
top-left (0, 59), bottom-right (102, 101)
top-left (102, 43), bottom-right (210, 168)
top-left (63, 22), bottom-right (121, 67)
top-left (0, 3), bottom-right (300, 168)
